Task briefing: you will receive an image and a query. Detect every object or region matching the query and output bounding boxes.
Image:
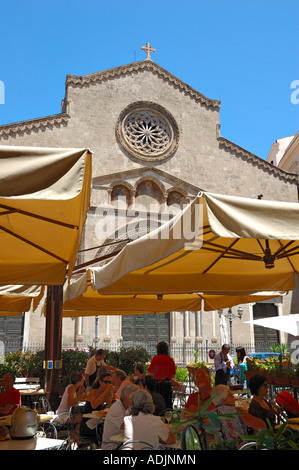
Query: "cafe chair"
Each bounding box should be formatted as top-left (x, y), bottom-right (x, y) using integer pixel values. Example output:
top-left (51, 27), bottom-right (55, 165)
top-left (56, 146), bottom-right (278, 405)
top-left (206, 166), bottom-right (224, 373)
top-left (153, 443), bottom-right (166, 450)
top-left (181, 424), bottom-right (201, 450)
top-left (36, 422), bottom-right (58, 439)
top-left (39, 396), bottom-right (52, 414)
top-left (119, 440), bottom-right (154, 450)
top-left (238, 442), bottom-right (261, 450)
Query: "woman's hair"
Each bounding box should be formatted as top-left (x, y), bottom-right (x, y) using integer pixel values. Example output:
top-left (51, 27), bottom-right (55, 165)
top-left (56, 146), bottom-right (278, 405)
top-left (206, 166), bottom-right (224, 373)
top-left (113, 369), bottom-right (127, 381)
top-left (70, 372), bottom-right (83, 385)
top-left (248, 374), bottom-right (267, 396)
top-left (211, 385), bottom-right (230, 406)
top-left (92, 372), bottom-right (111, 389)
top-left (129, 389), bottom-right (155, 416)
top-left (141, 375), bottom-right (157, 392)
top-left (236, 346), bottom-right (246, 362)
top-left (156, 341), bottom-right (169, 355)
top-left (96, 349), bottom-right (105, 356)
top-left (135, 363), bottom-right (144, 374)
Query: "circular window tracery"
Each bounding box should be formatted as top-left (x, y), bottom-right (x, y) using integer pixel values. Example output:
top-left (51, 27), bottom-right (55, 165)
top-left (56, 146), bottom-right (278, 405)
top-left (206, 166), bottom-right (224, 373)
top-left (116, 102), bottom-right (179, 161)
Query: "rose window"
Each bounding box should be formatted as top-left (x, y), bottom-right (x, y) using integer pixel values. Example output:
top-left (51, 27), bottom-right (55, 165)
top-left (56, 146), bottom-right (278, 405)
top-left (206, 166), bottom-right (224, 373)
top-left (116, 102), bottom-right (179, 161)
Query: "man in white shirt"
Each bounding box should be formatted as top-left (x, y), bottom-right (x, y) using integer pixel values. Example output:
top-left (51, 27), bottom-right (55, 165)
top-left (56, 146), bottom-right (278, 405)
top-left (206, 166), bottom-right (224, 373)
top-left (102, 383), bottom-right (138, 450)
top-left (214, 344), bottom-right (234, 386)
top-left (84, 349), bottom-right (106, 389)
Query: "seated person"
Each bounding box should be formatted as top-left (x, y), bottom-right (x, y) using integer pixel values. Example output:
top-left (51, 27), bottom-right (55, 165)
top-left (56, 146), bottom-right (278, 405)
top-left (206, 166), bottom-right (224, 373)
top-left (248, 375), bottom-right (278, 428)
top-left (129, 363), bottom-right (145, 384)
top-left (0, 373), bottom-right (21, 416)
top-left (56, 371), bottom-right (86, 439)
top-left (124, 389), bottom-right (176, 450)
top-left (112, 369), bottom-right (132, 398)
top-left (79, 371), bottom-right (114, 441)
top-left (141, 375), bottom-right (166, 416)
top-left (56, 371), bottom-right (86, 417)
top-left (184, 369), bottom-right (214, 417)
top-left (102, 383), bottom-right (139, 450)
top-left (210, 384), bottom-right (266, 447)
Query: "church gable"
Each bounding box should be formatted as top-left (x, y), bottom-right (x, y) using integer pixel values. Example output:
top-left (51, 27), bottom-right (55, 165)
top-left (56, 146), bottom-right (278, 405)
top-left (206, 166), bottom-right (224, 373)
top-left (0, 53), bottom-right (296, 202)
top-left (65, 59), bottom-right (221, 111)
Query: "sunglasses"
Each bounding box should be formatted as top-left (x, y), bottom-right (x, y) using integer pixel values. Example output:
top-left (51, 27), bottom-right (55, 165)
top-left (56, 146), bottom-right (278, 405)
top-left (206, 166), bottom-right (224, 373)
top-left (102, 379), bottom-right (112, 384)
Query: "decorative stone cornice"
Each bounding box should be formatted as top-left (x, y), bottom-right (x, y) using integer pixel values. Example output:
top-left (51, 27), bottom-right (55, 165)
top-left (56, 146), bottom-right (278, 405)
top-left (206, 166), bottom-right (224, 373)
top-left (66, 60), bottom-right (221, 110)
top-left (218, 136), bottom-right (298, 183)
top-left (0, 113), bottom-right (69, 138)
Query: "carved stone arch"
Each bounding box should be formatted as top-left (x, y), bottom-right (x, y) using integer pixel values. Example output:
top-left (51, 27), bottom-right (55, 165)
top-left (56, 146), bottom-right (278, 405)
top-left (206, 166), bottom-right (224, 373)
top-left (110, 181), bottom-right (134, 207)
top-left (134, 174), bottom-right (166, 194)
top-left (134, 177), bottom-right (164, 211)
top-left (166, 187), bottom-right (189, 211)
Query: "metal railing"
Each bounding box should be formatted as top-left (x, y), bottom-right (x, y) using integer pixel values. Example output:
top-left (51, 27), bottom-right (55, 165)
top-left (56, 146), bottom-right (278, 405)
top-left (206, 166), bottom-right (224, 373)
top-left (0, 338), bottom-right (283, 368)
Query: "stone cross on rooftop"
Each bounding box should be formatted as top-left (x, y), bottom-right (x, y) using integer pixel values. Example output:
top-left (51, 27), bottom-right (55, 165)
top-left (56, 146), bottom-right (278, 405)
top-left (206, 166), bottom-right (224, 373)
top-left (141, 42), bottom-right (156, 60)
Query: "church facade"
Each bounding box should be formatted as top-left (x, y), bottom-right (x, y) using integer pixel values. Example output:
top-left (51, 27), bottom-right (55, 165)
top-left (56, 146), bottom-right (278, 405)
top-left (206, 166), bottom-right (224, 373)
top-left (1, 45), bottom-right (298, 353)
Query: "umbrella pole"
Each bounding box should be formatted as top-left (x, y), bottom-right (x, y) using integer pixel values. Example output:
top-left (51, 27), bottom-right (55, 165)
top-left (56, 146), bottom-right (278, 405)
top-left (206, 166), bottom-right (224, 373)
top-left (45, 285), bottom-right (63, 411)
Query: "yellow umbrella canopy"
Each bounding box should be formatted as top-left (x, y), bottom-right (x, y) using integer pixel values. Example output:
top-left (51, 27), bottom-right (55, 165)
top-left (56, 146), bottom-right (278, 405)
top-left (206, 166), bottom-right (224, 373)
top-left (89, 192), bottom-right (299, 295)
top-left (62, 272), bottom-right (202, 316)
top-left (60, 272), bottom-right (284, 317)
top-left (0, 145), bottom-right (92, 285)
top-left (0, 284), bottom-right (44, 316)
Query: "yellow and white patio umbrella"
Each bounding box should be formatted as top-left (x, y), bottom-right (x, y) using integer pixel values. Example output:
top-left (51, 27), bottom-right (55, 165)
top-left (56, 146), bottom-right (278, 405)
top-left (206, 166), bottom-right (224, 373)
top-left (0, 145), bottom-right (92, 286)
top-left (88, 192), bottom-right (299, 295)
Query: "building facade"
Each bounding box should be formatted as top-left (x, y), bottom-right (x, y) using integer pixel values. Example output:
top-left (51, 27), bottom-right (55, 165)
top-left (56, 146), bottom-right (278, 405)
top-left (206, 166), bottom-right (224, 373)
top-left (1, 46), bottom-right (298, 353)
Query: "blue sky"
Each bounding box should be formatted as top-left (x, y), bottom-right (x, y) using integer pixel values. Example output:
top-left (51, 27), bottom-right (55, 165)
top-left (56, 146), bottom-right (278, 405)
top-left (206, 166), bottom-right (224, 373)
top-left (0, 0), bottom-right (298, 160)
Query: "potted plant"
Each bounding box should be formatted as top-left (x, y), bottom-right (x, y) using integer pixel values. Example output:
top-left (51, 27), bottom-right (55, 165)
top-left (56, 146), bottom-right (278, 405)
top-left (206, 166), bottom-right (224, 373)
top-left (241, 419), bottom-right (299, 450)
top-left (269, 344), bottom-right (292, 386)
top-left (289, 363), bottom-right (299, 387)
top-left (173, 395), bottom-right (241, 450)
top-left (186, 349), bottom-right (211, 382)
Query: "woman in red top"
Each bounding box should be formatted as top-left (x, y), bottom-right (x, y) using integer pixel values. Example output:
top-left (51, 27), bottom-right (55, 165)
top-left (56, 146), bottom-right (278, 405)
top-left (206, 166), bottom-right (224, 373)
top-left (148, 342), bottom-right (176, 410)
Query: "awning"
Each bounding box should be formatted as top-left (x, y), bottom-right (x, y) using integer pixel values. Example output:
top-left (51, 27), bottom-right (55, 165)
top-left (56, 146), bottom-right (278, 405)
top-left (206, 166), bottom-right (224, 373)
top-left (0, 145), bottom-right (92, 285)
top-left (245, 314), bottom-right (299, 336)
top-left (59, 272), bottom-right (285, 317)
top-left (89, 192), bottom-right (299, 295)
top-left (0, 284), bottom-right (44, 316)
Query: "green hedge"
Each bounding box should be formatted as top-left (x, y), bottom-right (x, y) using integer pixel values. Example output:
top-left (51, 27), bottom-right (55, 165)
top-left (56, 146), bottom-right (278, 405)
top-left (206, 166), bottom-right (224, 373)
top-left (0, 346), bottom-right (152, 387)
top-left (0, 348), bottom-right (192, 386)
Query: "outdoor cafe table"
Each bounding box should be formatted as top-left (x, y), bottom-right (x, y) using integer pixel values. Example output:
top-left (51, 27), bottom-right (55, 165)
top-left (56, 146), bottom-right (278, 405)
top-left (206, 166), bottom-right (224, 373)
top-left (19, 388), bottom-right (46, 409)
top-left (0, 436), bottom-right (66, 450)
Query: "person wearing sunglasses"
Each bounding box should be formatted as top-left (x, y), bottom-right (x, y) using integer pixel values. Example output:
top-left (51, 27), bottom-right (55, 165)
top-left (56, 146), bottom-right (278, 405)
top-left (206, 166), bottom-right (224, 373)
top-left (79, 372), bottom-right (114, 442)
top-left (248, 374), bottom-right (277, 428)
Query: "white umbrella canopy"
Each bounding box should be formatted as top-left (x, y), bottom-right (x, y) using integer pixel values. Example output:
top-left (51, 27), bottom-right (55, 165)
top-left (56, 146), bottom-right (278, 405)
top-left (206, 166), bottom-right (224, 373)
top-left (245, 314), bottom-right (299, 336)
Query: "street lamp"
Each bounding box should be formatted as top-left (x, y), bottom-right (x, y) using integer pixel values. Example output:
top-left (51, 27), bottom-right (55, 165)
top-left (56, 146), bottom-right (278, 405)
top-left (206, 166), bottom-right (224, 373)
top-left (218, 306), bottom-right (243, 355)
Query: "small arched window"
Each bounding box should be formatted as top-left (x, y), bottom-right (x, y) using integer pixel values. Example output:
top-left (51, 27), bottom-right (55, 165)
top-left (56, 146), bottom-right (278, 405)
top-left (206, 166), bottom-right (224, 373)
top-left (135, 180), bottom-right (163, 211)
top-left (167, 191), bottom-right (186, 211)
top-left (111, 185), bottom-right (131, 208)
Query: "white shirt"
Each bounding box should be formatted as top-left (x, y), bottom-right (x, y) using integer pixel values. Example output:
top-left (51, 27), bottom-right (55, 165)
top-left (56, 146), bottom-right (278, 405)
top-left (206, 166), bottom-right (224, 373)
top-left (85, 355), bottom-right (105, 376)
top-left (214, 351), bottom-right (234, 372)
top-left (102, 400), bottom-right (126, 450)
top-left (124, 413), bottom-right (170, 449)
